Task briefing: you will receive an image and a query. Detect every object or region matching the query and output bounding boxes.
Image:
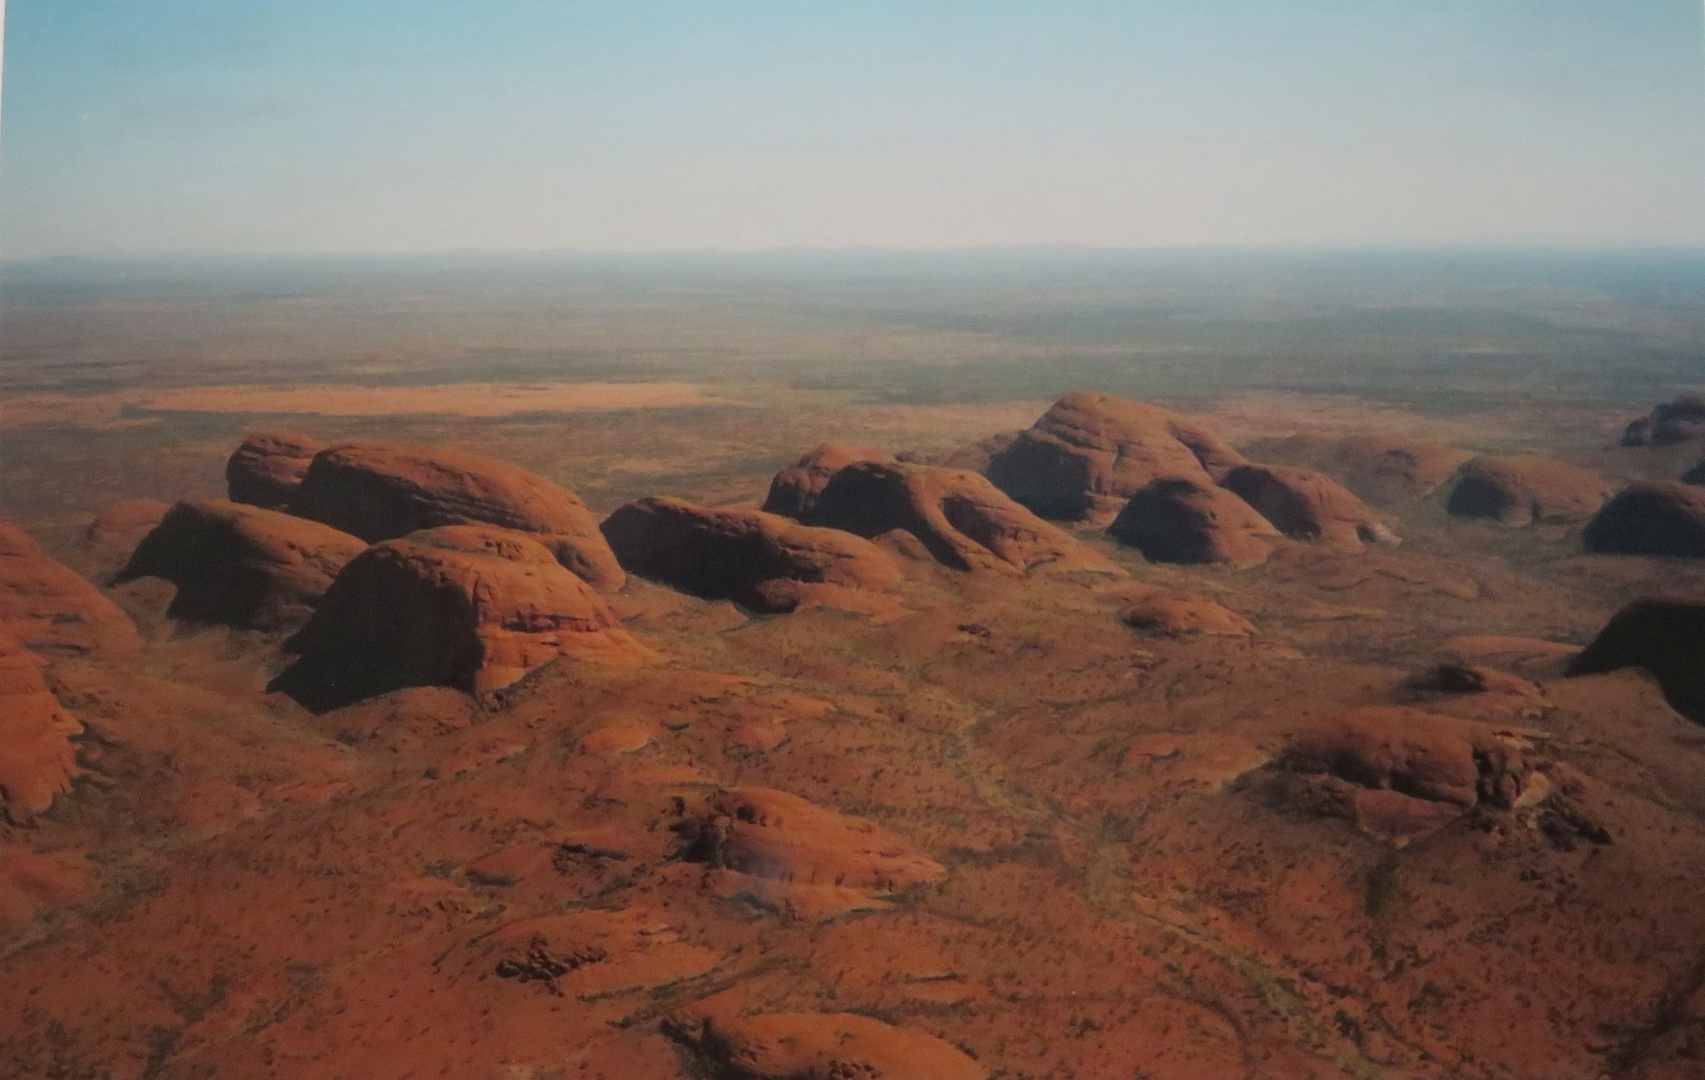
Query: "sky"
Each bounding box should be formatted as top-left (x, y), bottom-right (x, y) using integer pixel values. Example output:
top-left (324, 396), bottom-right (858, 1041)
top-left (1, 1), bottom-right (1703, 258)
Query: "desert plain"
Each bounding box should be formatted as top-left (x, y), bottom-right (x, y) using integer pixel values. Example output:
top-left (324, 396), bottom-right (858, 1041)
top-left (1, 249), bottom-right (1704, 1079)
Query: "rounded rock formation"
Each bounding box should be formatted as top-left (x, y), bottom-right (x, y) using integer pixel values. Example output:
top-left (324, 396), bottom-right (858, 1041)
top-left (1567, 599), bottom-right (1705, 724)
top-left (1329, 435), bottom-right (1474, 503)
top-left (0, 521), bottom-right (138, 656)
top-left (1219, 464), bottom-right (1397, 550)
top-left (1621, 395), bottom-right (1705, 447)
top-left (983, 391), bottom-right (1244, 522)
top-left (1446, 455), bottom-right (1614, 527)
top-left (600, 496), bottom-right (900, 613)
top-left (274, 525), bottom-right (649, 710)
top-left (1108, 475), bottom-right (1280, 568)
top-left (1119, 591), bottom-right (1255, 636)
top-left (1582, 481), bottom-right (1705, 556)
top-left (673, 786), bottom-right (947, 916)
top-left (116, 499), bottom-right (368, 629)
top-left (0, 630), bottom-right (82, 822)
top-left (805, 461), bottom-right (1117, 576)
top-left (226, 430), bottom-right (325, 509)
top-left (290, 440), bottom-right (624, 591)
top-left (761, 443), bottom-right (891, 520)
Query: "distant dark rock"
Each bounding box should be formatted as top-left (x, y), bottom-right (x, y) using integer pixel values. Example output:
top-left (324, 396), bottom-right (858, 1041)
top-left (1582, 481), bottom-right (1705, 556)
top-left (1621, 395), bottom-right (1705, 447)
top-left (1568, 599), bottom-right (1705, 723)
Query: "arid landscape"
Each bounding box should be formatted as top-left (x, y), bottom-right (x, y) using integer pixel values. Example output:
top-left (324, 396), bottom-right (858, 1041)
top-left (2, 250), bottom-right (1705, 1080)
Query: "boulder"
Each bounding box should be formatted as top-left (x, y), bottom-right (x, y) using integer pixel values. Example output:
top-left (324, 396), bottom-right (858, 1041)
top-left (1119, 591), bottom-right (1254, 636)
top-left (274, 525), bottom-right (648, 710)
top-left (804, 461), bottom-right (1117, 576)
top-left (1219, 464), bottom-right (1397, 550)
top-left (290, 440), bottom-right (623, 591)
top-left (667, 995), bottom-right (985, 1080)
top-left (1329, 436), bottom-right (1474, 503)
top-left (761, 443), bottom-right (890, 520)
top-left (1108, 475), bottom-right (1280, 568)
top-left (1582, 481), bottom-right (1705, 556)
top-left (600, 497), bottom-right (900, 613)
top-left (983, 391), bottom-right (1244, 522)
top-left (0, 631), bottom-right (82, 821)
top-left (1446, 455), bottom-right (1614, 526)
top-left (226, 430), bottom-right (324, 509)
top-left (116, 499), bottom-right (368, 629)
top-left (1279, 706), bottom-right (1537, 841)
top-left (672, 787), bottom-right (946, 916)
top-left (0, 520), bottom-right (138, 656)
top-left (1621, 395), bottom-right (1705, 447)
top-left (1567, 599), bottom-right (1705, 724)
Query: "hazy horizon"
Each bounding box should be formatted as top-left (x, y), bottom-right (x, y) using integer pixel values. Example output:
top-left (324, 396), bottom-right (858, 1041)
top-left (3, 2), bottom-right (1704, 259)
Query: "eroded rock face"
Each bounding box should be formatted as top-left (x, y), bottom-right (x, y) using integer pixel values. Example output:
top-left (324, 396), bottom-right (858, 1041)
top-left (1621, 395), bottom-right (1705, 447)
top-left (116, 499), bottom-right (367, 630)
top-left (290, 441), bottom-right (624, 591)
top-left (478, 908), bottom-right (721, 1000)
top-left (1446, 455), bottom-right (1614, 527)
top-left (1277, 706), bottom-right (1537, 841)
top-left (1108, 475), bottom-right (1279, 567)
top-left (1329, 436), bottom-right (1474, 503)
top-left (226, 430), bottom-right (325, 509)
top-left (275, 525), bottom-right (648, 710)
top-left (1584, 481), bottom-right (1705, 556)
top-left (0, 631), bottom-right (81, 822)
top-left (1568, 600), bottom-right (1705, 724)
top-left (673, 787), bottom-right (946, 916)
top-left (600, 497), bottom-right (900, 613)
top-left (1219, 464), bottom-right (1397, 550)
top-left (1119, 591), bottom-right (1254, 637)
top-left (761, 443), bottom-right (891, 520)
top-left (805, 461), bottom-right (1116, 576)
top-left (984, 392), bottom-right (1244, 522)
top-left (667, 996), bottom-right (986, 1080)
top-left (0, 521), bottom-right (138, 656)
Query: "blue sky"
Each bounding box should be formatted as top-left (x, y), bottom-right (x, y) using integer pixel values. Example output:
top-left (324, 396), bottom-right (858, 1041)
top-left (3, 1), bottom-right (1703, 256)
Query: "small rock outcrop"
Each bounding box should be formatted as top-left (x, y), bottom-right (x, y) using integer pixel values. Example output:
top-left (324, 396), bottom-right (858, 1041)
top-left (116, 499), bottom-right (367, 629)
top-left (1278, 706), bottom-right (1538, 841)
top-left (275, 525), bottom-right (648, 710)
top-left (1446, 455), bottom-right (1614, 526)
top-left (667, 996), bottom-right (986, 1080)
top-left (1568, 600), bottom-right (1705, 724)
top-left (0, 631), bottom-right (82, 821)
top-left (0, 521), bottom-right (138, 656)
top-left (672, 787), bottom-right (946, 916)
top-left (477, 908), bottom-right (721, 1000)
top-left (1582, 481), bottom-right (1705, 556)
top-left (761, 443), bottom-right (891, 520)
top-left (84, 500), bottom-right (171, 552)
top-left (1108, 475), bottom-right (1280, 568)
top-left (290, 441), bottom-right (623, 590)
top-left (1219, 464), bottom-right (1397, 550)
top-left (984, 392), bottom-right (1244, 522)
top-left (1622, 395), bottom-right (1705, 447)
top-left (600, 497), bottom-right (900, 613)
top-left (805, 461), bottom-right (1117, 576)
top-left (1329, 436), bottom-right (1474, 503)
top-left (1119, 591), bottom-right (1254, 636)
top-left (226, 430), bottom-right (325, 509)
